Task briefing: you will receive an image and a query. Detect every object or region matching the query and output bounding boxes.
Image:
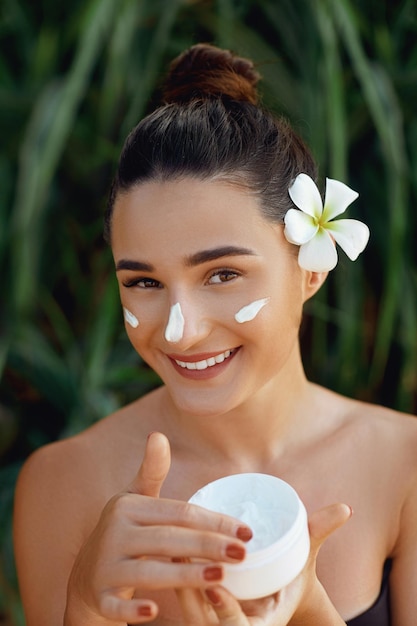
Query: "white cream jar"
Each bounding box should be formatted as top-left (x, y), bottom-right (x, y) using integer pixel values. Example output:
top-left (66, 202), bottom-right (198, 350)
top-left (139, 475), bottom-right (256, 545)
top-left (188, 473), bottom-right (310, 600)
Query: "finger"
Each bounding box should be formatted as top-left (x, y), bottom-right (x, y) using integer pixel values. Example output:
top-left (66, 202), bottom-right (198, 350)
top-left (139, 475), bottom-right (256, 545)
top-left (120, 524), bottom-right (247, 563)
top-left (174, 557), bottom-right (212, 625)
top-left (176, 586), bottom-right (218, 626)
top-left (99, 596), bottom-right (159, 624)
top-left (203, 586), bottom-right (251, 625)
top-left (112, 494), bottom-right (252, 541)
top-left (129, 431), bottom-right (171, 497)
top-left (308, 502), bottom-right (352, 557)
top-left (106, 558), bottom-right (225, 590)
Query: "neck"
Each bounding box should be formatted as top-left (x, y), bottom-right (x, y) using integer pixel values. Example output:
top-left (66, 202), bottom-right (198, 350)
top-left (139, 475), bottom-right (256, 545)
top-left (159, 346), bottom-right (317, 468)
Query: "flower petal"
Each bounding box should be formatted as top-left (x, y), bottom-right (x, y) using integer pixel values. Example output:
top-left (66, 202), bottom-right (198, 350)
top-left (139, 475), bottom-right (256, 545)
top-left (322, 178), bottom-right (359, 222)
top-left (284, 209), bottom-right (319, 245)
top-left (325, 219), bottom-right (370, 261)
top-left (298, 228), bottom-right (338, 272)
top-left (288, 173), bottom-right (323, 219)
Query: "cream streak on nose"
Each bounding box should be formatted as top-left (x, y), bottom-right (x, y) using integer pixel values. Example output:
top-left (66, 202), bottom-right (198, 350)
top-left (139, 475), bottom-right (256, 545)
top-left (123, 307), bottom-right (139, 328)
top-left (235, 297), bottom-right (270, 323)
top-left (165, 302), bottom-right (185, 342)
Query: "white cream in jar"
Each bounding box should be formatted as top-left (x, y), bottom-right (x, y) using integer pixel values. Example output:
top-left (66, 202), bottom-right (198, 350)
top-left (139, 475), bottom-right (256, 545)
top-left (188, 473), bottom-right (310, 600)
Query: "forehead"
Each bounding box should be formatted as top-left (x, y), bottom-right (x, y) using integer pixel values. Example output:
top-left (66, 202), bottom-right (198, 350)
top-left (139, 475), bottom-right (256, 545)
top-left (111, 178), bottom-right (279, 261)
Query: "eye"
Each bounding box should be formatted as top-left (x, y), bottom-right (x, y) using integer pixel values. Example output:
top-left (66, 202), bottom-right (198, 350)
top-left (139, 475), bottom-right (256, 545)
top-left (207, 269), bottom-right (240, 284)
top-left (123, 277), bottom-right (163, 289)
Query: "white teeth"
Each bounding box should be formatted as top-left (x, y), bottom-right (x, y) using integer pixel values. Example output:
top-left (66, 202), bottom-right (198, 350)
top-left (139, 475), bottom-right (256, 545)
top-left (175, 350), bottom-right (233, 370)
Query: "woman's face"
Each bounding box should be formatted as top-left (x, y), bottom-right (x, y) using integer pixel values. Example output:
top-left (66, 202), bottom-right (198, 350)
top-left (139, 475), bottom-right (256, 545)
top-left (111, 178), bottom-right (316, 416)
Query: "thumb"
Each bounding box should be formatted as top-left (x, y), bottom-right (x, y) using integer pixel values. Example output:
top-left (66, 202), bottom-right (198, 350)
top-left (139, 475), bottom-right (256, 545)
top-left (308, 502), bottom-right (352, 559)
top-left (128, 431), bottom-right (171, 498)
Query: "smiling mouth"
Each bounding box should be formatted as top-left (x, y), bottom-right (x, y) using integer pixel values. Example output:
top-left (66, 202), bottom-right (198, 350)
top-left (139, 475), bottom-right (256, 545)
top-left (173, 349), bottom-right (236, 371)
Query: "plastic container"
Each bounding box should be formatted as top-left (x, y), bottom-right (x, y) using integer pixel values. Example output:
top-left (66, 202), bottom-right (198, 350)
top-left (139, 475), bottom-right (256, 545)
top-left (188, 473), bottom-right (310, 600)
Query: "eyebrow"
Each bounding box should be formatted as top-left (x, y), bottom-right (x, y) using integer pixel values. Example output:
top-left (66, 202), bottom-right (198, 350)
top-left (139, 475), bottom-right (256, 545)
top-left (116, 259), bottom-right (154, 272)
top-left (185, 246), bottom-right (256, 266)
top-left (115, 246), bottom-right (256, 272)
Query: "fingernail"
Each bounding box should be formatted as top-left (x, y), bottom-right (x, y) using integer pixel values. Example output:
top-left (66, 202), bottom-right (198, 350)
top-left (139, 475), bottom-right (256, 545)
top-left (137, 604), bottom-right (153, 617)
top-left (203, 566), bottom-right (223, 581)
top-left (205, 588), bottom-right (221, 605)
top-left (225, 543), bottom-right (245, 561)
top-left (236, 525), bottom-right (253, 542)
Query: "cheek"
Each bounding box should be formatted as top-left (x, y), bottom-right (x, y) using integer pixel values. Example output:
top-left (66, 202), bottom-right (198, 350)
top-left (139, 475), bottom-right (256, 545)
top-left (120, 288), bottom-right (302, 343)
top-left (119, 295), bottom-right (164, 352)
top-left (120, 290), bottom-right (164, 325)
top-left (234, 297), bottom-right (270, 323)
top-left (121, 292), bottom-right (254, 330)
top-left (123, 307), bottom-right (139, 328)
top-left (213, 294), bottom-right (275, 330)
top-left (254, 285), bottom-right (304, 337)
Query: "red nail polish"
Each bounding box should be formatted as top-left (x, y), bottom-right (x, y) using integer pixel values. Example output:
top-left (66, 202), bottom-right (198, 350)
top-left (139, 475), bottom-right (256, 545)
top-left (172, 556), bottom-right (191, 563)
top-left (138, 604), bottom-right (153, 617)
top-left (236, 525), bottom-right (253, 542)
top-left (203, 566), bottom-right (223, 581)
top-left (205, 588), bottom-right (221, 605)
top-left (226, 543), bottom-right (245, 560)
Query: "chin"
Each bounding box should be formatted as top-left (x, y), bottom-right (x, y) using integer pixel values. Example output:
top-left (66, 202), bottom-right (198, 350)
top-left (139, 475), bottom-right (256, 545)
top-left (167, 388), bottom-right (242, 419)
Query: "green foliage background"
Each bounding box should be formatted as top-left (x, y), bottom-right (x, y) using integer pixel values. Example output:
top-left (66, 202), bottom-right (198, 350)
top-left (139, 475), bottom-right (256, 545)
top-left (1, 0), bottom-right (416, 622)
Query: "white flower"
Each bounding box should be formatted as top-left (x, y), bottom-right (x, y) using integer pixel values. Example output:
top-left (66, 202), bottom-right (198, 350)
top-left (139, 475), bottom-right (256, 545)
top-left (284, 173), bottom-right (370, 272)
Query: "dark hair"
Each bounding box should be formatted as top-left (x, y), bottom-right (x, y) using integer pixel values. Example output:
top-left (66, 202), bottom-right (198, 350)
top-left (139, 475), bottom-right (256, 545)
top-left (104, 43), bottom-right (317, 243)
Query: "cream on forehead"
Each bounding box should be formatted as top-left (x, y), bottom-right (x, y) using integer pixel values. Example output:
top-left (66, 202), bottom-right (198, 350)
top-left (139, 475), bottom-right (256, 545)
top-left (235, 298), bottom-right (270, 324)
top-left (123, 307), bottom-right (139, 328)
top-left (165, 302), bottom-right (185, 343)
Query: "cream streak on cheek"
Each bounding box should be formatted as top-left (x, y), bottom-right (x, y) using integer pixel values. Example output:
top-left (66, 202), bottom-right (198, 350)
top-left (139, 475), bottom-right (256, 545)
top-left (165, 302), bottom-right (185, 342)
top-left (123, 307), bottom-right (139, 328)
top-left (234, 297), bottom-right (270, 323)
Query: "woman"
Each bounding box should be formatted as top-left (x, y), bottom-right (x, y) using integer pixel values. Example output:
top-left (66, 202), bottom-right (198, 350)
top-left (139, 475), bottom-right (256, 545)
top-left (13, 43), bottom-right (417, 625)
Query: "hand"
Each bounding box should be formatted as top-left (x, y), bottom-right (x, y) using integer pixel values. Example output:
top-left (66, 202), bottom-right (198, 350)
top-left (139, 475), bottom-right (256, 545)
top-left (175, 503), bottom-right (352, 626)
top-left (65, 432), bottom-right (252, 625)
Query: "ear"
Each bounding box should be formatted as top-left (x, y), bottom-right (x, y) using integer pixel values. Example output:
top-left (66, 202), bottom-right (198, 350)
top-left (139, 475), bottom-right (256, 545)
top-left (301, 269), bottom-right (328, 303)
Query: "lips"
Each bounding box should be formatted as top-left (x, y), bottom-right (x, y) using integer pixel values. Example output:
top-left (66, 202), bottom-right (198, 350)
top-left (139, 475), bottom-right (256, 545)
top-left (168, 348), bottom-right (239, 378)
top-left (174, 349), bottom-right (234, 370)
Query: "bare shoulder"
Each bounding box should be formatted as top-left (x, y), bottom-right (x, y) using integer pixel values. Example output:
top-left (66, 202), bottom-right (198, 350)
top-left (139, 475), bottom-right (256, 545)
top-left (14, 387), bottom-right (162, 547)
top-left (348, 401), bottom-right (417, 622)
top-left (314, 384), bottom-right (417, 487)
top-left (15, 428), bottom-right (104, 520)
top-left (314, 383), bottom-right (417, 442)
top-left (13, 409), bottom-right (125, 558)
top-left (335, 391), bottom-right (417, 493)
top-left (13, 388), bottom-right (162, 625)
top-left (346, 395), bottom-right (417, 453)
top-left (13, 425), bottom-right (98, 623)
top-left (15, 386), bottom-right (163, 510)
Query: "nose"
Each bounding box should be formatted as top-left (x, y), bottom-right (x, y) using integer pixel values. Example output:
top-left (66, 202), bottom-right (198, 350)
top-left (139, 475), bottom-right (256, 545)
top-left (165, 302), bottom-right (184, 343)
top-left (164, 299), bottom-right (211, 348)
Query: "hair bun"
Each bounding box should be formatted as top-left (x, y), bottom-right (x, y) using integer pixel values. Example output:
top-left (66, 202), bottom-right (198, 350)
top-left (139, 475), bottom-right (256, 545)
top-left (162, 43), bottom-right (261, 105)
